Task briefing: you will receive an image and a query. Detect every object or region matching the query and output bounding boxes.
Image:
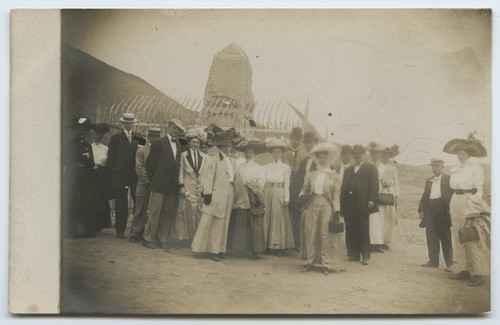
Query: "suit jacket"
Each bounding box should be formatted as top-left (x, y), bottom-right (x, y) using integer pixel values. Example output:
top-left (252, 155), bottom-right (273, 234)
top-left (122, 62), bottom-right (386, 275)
top-left (135, 144), bottom-right (151, 197)
top-left (179, 149), bottom-right (206, 199)
top-left (106, 131), bottom-right (138, 189)
top-left (146, 136), bottom-right (182, 195)
top-left (201, 152), bottom-right (247, 218)
top-left (300, 169), bottom-right (341, 213)
top-left (290, 157), bottom-right (317, 201)
top-left (340, 162), bottom-right (379, 217)
top-left (418, 173), bottom-right (453, 227)
top-left (283, 143), bottom-right (308, 174)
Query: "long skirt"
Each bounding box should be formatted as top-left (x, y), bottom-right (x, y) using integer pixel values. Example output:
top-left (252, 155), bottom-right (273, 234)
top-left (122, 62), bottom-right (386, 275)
top-left (369, 211), bottom-right (384, 245)
top-left (263, 186), bottom-right (295, 249)
top-left (191, 186), bottom-right (234, 254)
top-left (450, 193), bottom-right (490, 275)
top-left (381, 205), bottom-right (396, 245)
top-left (173, 194), bottom-right (202, 241)
top-left (93, 166), bottom-right (113, 230)
top-left (63, 166), bottom-right (96, 238)
top-left (228, 209), bottom-right (266, 253)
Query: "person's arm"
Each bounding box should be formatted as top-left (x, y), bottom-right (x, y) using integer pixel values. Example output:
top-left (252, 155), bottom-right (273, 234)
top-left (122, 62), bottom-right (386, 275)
top-left (105, 136), bottom-right (116, 170)
top-left (299, 171), bottom-right (312, 198)
top-left (418, 180), bottom-right (430, 219)
top-left (146, 140), bottom-right (160, 182)
top-left (333, 173), bottom-right (340, 214)
top-left (472, 165), bottom-right (484, 197)
top-left (135, 148), bottom-right (149, 184)
top-left (368, 165), bottom-right (379, 208)
top-left (200, 155), bottom-right (216, 204)
top-left (283, 165), bottom-right (291, 205)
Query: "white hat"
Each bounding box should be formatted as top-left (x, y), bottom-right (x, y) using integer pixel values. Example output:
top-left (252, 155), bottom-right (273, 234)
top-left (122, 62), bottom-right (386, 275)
top-left (168, 118), bottom-right (186, 132)
top-left (185, 128), bottom-right (207, 142)
top-left (120, 112), bottom-right (137, 123)
top-left (309, 142), bottom-right (340, 167)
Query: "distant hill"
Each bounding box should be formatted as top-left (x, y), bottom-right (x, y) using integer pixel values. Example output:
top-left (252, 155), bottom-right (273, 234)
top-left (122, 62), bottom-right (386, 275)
top-left (61, 46), bottom-right (197, 130)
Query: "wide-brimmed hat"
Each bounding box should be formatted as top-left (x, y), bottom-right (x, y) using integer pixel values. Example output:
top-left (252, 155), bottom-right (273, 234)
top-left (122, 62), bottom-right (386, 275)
top-left (443, 132), bottom-right (487, 157)
top-left (384, 144), bottom-right (400, 158)
top-left (186, 128), bottom-right (207, 143)
top-left (71, 117), bottom-right (92, 130)
top-left (309, 142), bottom-right (341, 167)
top-left (235, 139), bottom-right (268, 154)
top-left (265, 137), bottom-right (290, 151)
top-left (119, 112), bottom-right (137, 123)
top-left (91, 122), bottom-right (111, 134)
top-left (366, 141), bottom-right (385, 152)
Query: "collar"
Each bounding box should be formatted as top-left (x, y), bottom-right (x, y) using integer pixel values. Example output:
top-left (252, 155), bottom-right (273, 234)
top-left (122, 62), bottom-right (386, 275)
top-left (354, 161), bottom-right (364, 167)
top-left (433, 173), bottom-right (443, 180)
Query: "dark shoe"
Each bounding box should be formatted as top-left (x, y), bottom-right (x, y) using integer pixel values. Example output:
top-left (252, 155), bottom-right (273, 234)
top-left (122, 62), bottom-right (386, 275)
top-left (421, 261), bottom-right (439, 267)
top-left (449, 271), bottom-right (470, 280)
top-left (219, 253), bottom-right (229, 259)
top-left (468, 276), bottom-right (484, 287)
top-left (361, 260), bottom-right (369, 266)
top-left (445, 265), bottom-right (453, 273)
top-left (129, 235), bottom-right (139, 242)
top-left (348, 256), bottom-right (360, 262)
top-left (322, 268), bottom-right (331, 276)
top-left (211, 254), bottom-right (221, 262)
top-left (301, 264), bottom-right (314, 272)
top-left (117, 233), bottom-right (125, 239)
top-left (275, 250), bottom-right (284, 257)
top-left (158, 242), bottom-right (169, 250)
top-left (380, 244), bottom-right (390, 251)
top-left (371, 245), bottom-right (384, 253)
top-left (142, 240), bottom-right (156, 249)
top-left (250, 253), bottom-right (260, 260)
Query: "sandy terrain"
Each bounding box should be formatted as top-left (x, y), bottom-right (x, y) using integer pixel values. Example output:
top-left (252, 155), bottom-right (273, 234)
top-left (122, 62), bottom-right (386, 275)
top-left (61, 169), bottom-right (490, 315)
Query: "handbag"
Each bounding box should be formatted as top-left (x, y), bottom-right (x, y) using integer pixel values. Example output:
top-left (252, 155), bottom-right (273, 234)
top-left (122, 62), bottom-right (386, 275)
top-left (458, 217), bottom-right (480, 244)
top-left (329, 212), bottom-right (344, 234)
top-left (378, 187), bottom-right (395, 206)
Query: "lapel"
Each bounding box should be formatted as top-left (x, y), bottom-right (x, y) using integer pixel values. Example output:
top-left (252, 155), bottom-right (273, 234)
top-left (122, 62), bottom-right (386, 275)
top-left (197, 152), bottom-right (203, 174)
top-left (163, 137), bottom-right (175, 161)
top-left (219, 153), bottom-right (230, 177)
top-left (187, 150), bottom-right (196, 172)
top-left (121, 131), bottom-right (131, 148)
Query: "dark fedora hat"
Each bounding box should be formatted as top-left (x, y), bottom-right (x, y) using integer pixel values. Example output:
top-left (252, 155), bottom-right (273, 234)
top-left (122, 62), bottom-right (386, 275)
top-left (303, 132), bottom-right (318, 143)
top-left (290, 127), bottom-right (303, 140)
top-left (352, 145), bottom-right (365, 155)
top-left (443, 132), bottom-right (487, 158)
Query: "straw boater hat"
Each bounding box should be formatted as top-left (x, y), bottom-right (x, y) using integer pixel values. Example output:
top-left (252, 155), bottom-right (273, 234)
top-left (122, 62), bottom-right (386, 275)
top-left (235, 139), bottom-right (268, 154)
top-left (309, 142), bottom-right (341, 167)
top-left (366, 141), bottom-right (385, 152)
top-left (429, 158), bottom-right (444, 166)
top-left (147, 127), bottom-right (161, 137)
top-left (265, 137), bottom-right (290, 151)
top-left (185, 128), bottom-right (207, 143)
top-left (119, 112), bottom-right (137, 123)
top-left (168, 118), bottom-right (186, 132)
top-left (443, 132), bottom-right (487, 158)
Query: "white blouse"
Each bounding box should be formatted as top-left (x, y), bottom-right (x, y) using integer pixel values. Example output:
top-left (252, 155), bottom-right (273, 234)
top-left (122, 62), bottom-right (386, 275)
top-left (450, 160), bottom-right (484, 196)
top-left (91, 142), bottom-right (108, 167)
top-left (264, 160), bottom-right (291, 201)
top-left (238, 159), bottom-right (265, 188)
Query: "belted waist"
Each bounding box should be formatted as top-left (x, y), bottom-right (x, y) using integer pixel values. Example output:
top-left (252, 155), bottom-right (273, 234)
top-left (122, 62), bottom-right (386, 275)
top-left (267, 183), bottom-right (283, 187)
top-left (455, 188), bottom-right (477, 195)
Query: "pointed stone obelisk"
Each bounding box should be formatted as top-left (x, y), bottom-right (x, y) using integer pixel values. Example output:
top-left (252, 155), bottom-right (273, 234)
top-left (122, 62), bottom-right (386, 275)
top-left (201, 43), bottom-right (255, 127)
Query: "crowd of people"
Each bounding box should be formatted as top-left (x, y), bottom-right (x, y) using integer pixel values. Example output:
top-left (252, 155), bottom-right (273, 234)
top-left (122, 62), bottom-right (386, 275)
top-left (62, 113), bottom-right (490, 283)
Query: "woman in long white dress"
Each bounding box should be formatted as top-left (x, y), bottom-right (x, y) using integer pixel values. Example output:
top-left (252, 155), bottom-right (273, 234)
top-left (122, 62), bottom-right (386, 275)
top-left (380, 146), bottom-right (399, 250)
top-left (444, 134), bottom-right (490, 286)
top-left (366, 142), bottom-right (386, 253)
top-left (263, 137), bottom-right (295, 256)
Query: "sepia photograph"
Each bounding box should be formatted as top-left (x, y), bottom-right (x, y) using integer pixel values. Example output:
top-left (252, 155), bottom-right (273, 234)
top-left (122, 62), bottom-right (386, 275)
top-left (9, 7), bottom-right (493, 316)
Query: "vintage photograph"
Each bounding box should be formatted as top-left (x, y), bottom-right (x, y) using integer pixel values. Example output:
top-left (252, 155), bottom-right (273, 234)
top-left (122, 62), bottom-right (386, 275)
top-left (59, 9), bottom-right (491, 314)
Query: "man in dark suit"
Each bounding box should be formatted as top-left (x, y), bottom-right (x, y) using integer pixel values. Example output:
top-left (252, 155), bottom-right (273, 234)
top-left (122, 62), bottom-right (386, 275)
top-left (142, 119), bottom-right (185, 250)
top-left (106, 113), bottom-right (139, 238)
top-left (418, 158), bottom-right (454, 271)
top-left (340, 145), bottom-right (379, 265)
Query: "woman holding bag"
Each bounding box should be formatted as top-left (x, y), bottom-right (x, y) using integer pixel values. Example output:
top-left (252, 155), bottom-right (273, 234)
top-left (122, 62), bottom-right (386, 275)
top-left (444, 132), bottom-right (490, 286)
top-left (379, 145), bottom-right (400, 250)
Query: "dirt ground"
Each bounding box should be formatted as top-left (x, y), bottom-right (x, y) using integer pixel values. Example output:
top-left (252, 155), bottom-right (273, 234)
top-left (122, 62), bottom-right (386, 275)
top-left (61, 178), bottom-right (490, 315)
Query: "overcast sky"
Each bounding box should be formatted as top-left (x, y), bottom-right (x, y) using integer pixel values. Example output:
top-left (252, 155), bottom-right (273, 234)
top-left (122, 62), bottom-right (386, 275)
top-left (64, 9), bottom-right (491, 165)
